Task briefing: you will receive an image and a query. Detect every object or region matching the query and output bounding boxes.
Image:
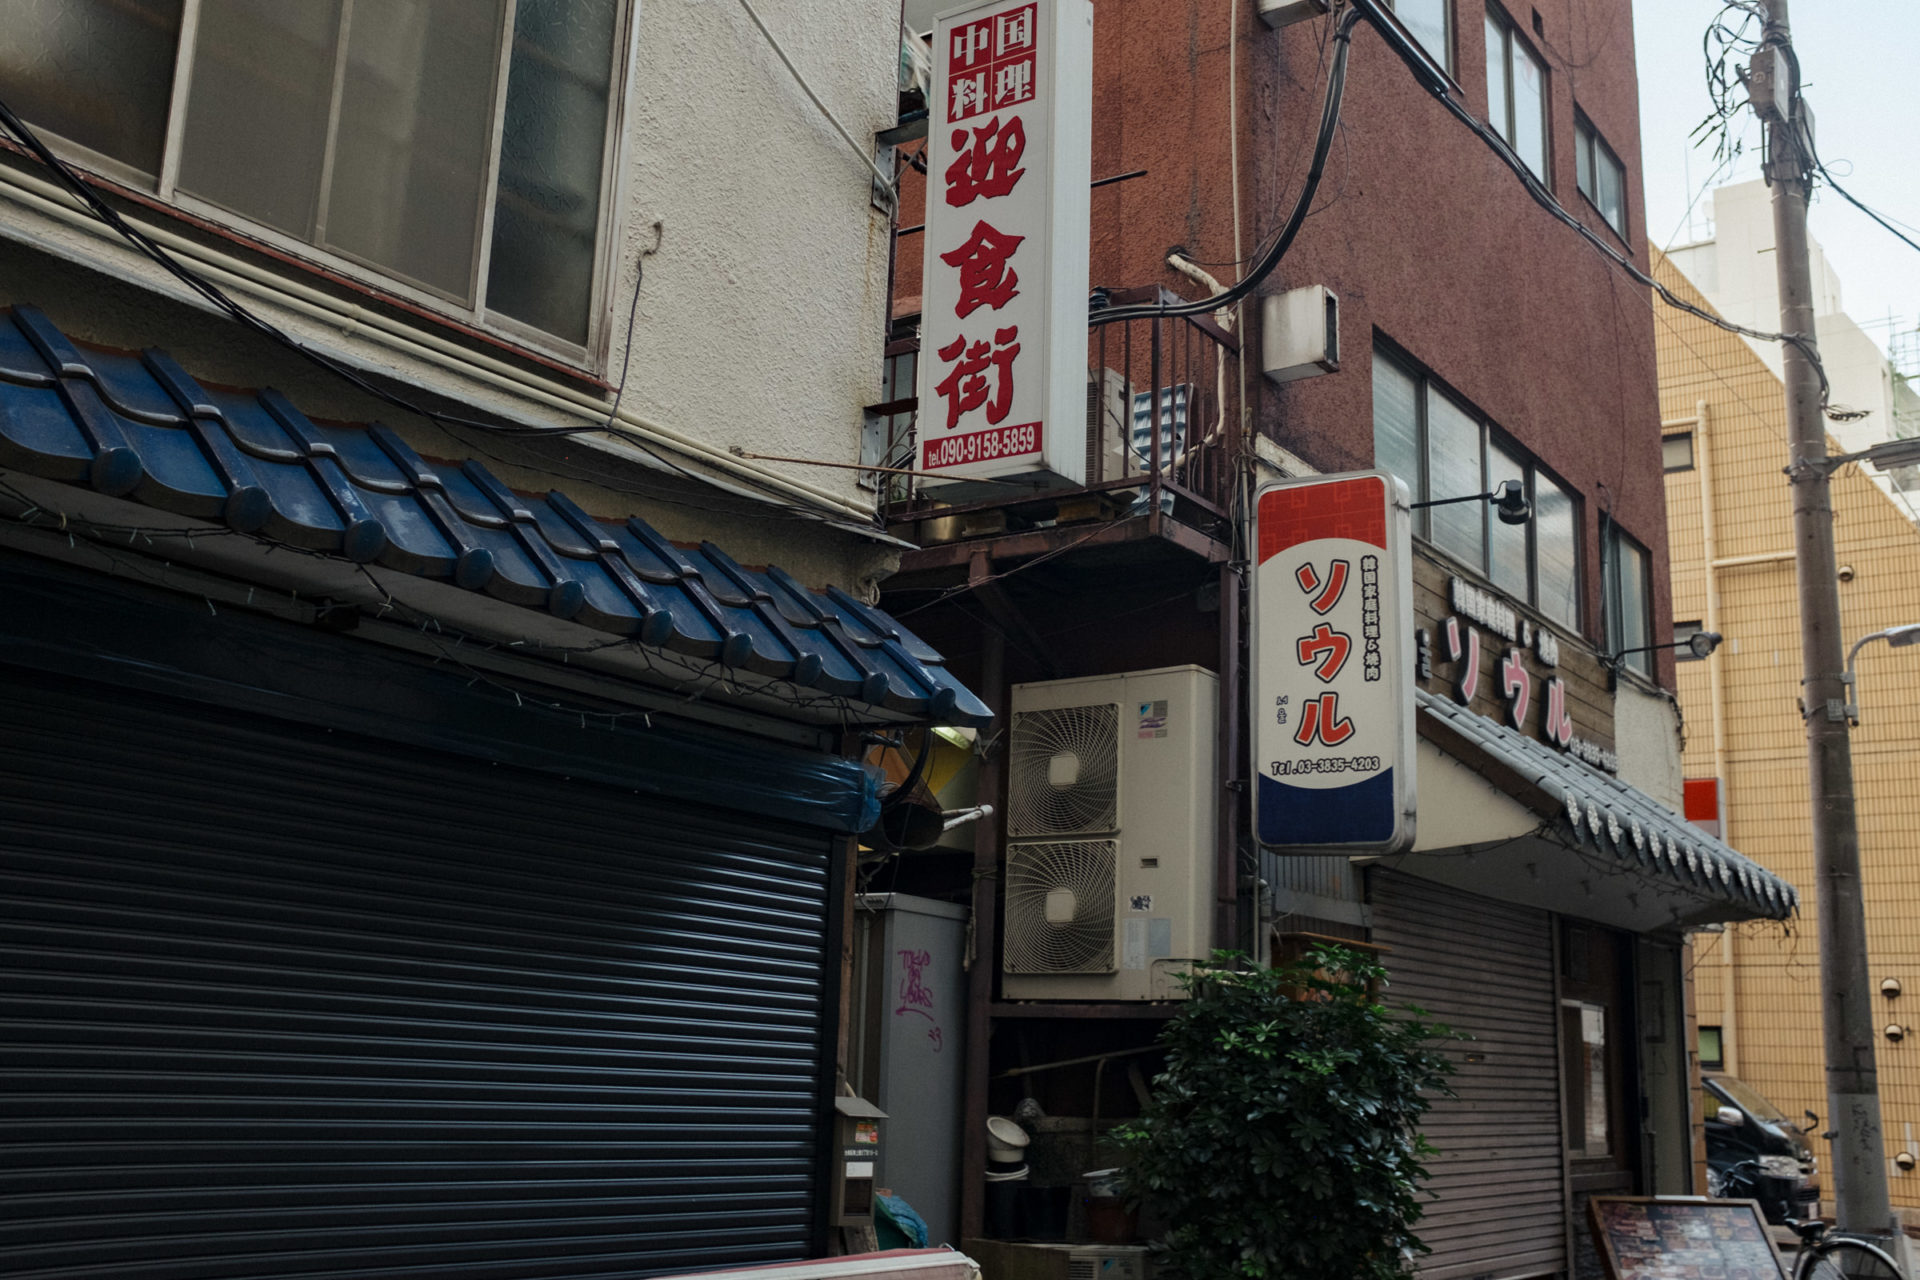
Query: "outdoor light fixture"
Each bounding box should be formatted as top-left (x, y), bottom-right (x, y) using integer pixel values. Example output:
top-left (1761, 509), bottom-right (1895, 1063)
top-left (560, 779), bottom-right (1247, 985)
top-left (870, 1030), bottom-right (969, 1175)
top-left (1818, 435), bottom-right (1920, 474)
top-left (1605, 630), bottom-right (1723, 690)
top-left (1841, 623), bottom-right (1920, 724)
top-left (1412, 479), bottom-right (1532, 526)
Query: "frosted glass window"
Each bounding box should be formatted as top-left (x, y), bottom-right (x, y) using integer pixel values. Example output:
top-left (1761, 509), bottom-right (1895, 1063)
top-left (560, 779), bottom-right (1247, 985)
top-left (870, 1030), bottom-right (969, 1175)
top-left (1512, 36), bottom-right (1546, 181)
top-left (487, 0), bottom-right (618, 345)
top-left (1576, 114), bottom-right (1627, 239)
top-left (179, 0), bottom-right (341, 239)
top-left (1486, 10), bottom-right (1546, 183)
top-left (1391, 0), bottom-right (1450, 72)
top-left (1535, 474), bottom-right (1578, 629)
top-left (1605, 526), bottom-right (1652, 674)
top-left (1428, 391), bottom-right (1484, 569)
top-left (0, 0), bottom-right (182, 174)
top-left (1484, 14), bottom-right (1510, 144)
top-left (15, 0), bottom-right (621, 352)
top-left (326, 0), bottom-right (503, 299)
top-left (1373, 353), bottom-right (1423, 509)
top-left (1374, 342), bottom-right (1582, 634)
top-left (1488, 439), bottom-right (1528, 599)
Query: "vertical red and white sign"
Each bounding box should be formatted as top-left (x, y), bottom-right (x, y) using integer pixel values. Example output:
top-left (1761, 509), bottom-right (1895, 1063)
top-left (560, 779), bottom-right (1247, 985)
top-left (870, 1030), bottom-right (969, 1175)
top-left (1252, 472), bottom-right (1417, 853)
top-left (918, 0), bottom-right (1092, 489)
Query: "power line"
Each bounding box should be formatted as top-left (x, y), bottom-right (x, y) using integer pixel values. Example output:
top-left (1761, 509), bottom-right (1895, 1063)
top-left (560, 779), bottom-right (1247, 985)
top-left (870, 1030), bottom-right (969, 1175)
top-left (0, 96), bottom-right (873, 531)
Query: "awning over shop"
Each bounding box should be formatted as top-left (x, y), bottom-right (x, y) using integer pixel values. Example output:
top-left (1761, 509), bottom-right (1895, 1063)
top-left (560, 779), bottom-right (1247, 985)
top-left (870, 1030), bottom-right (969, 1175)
top-left (1396, 688), bottom-right (1796, 930)
top-left (0, 304), bottom-right (989, 727)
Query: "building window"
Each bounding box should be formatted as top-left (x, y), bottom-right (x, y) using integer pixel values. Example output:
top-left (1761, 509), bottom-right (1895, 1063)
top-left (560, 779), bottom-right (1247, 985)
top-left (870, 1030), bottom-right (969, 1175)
top-left (1373, 344), bottom-right (1580, 630)
top-left (1561, 999), bottom-right (1611, 1157)
top-left (1674, 620), bottom-right (1708, 661)
top-left (1575, 112), bottom-right (1628, 240)
top-left (1602, 522), bottom-right (1653, 675)
top-left (1484, 6), bottom-right (1548, 183)
top-left (0, 0), bottom-right (625, 354)
top-left (1387, 0), bottom-right (1451, 73)
top-left (1699, 1025), bottom-right (1725, 1071)
top-left (1662, 432), bottom-right (1695, 472)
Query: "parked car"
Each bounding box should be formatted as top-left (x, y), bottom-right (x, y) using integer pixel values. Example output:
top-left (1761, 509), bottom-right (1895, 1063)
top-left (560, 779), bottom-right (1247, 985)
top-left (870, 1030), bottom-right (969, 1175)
top-left (1704, 1072), bottom-right (1821, 1222)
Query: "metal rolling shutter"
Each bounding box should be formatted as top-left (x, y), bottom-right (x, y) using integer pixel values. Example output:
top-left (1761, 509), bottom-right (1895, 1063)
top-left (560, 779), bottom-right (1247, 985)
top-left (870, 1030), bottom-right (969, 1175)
top-left (1371, 872), bottom-right (1566, 1280)
top-left (0, 665), bottom-right (836, 1280)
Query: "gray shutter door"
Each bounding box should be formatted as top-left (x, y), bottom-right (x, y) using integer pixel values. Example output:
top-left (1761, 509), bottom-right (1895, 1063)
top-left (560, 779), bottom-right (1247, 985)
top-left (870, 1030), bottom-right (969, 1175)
top-left (0, 665), bottom-right (836, 1279)
top-left (1371, 871), bottom-right (1566, 1280)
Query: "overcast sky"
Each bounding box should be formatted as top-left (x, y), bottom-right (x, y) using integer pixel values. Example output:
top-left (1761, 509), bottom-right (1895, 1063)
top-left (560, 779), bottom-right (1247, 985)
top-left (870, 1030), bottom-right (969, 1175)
top-left (1632, 1), bottom-right (1920, 357)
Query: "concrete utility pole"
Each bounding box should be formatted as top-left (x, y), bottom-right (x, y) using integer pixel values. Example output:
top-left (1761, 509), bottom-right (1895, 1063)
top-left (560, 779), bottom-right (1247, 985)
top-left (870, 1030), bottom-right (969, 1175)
top-left (1757, 0), bottom-right (1897, 1240)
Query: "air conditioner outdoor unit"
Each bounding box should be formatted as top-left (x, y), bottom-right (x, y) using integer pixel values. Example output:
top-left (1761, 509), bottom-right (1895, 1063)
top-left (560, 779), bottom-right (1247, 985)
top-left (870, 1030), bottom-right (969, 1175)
top-left (1086, 368), bottom-right (1131, 482)
top-left (1002, 665), bottom-right (1219, 1001)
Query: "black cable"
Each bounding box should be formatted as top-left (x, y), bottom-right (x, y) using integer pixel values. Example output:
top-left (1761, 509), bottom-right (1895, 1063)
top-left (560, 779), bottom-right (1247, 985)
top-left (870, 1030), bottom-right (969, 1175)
top-left (0, 95), bottom-right (876, 529)
top-left (1089, 5), bottom-right (1366, 328)
top-left (1810, 159), bottom-right (1920, 259)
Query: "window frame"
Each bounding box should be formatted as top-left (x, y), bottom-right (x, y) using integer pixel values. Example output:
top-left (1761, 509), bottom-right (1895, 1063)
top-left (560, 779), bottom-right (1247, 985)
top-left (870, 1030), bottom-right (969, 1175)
top-left (1385, 0), bottom-right (1453, 76)
top-left (1601, 520), bottom-right (1654, 676)
top-left (1661, 431), bottom-right (1695, 472)
top-left (1373, 342), bottom-right (1583, 633)
top-left (1574, 109), bottom-right (1629, 242)
top-left (10, 0), bottom-right (635, 370)
top-left (1484, 5), bottom-right (1550, 185)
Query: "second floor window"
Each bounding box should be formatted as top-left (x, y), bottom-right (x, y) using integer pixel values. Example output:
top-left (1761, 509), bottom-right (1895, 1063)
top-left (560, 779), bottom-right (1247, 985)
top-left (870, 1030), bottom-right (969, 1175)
top-left (0, 0), bottom-right (623, 354)
top-left (1484, 6), bottom-right (1547, 183)
top-left (1575, 113), bottom-right (1628, 240)
top-left (1373, 345), bottom-right (1580, 631)
top-left (1602, 521), bottom-right (1653, 676)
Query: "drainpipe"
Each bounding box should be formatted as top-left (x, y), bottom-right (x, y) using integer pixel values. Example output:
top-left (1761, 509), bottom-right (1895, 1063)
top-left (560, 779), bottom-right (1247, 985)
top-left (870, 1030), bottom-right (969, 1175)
top-left (1693, 399), bottom-right (1739, 1076)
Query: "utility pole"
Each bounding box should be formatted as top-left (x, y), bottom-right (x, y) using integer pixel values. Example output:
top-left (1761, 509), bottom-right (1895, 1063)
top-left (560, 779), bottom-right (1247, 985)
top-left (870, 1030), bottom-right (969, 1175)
top-left (1756, 0), bottom-right (1897, 1240)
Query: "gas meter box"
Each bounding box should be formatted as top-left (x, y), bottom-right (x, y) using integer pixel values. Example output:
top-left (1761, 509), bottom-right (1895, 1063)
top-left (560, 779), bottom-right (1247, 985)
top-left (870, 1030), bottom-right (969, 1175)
top-left (831, 1095), bottom-right (887, 1227)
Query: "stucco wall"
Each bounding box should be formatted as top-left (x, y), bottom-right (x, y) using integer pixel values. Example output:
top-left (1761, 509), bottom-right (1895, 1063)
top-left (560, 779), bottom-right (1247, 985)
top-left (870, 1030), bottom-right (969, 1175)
top-left (0, 0), bottom-right (904, 589)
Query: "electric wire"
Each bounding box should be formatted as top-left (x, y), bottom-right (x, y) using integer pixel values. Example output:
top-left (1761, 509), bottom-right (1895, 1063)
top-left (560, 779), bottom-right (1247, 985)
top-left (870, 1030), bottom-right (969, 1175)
top-left (0, 96), bottom-right (878, 531)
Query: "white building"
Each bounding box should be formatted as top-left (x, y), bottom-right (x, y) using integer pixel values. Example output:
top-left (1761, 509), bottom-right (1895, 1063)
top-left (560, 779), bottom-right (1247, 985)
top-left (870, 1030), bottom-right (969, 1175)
top-left (0, 3), bottom-right (988, 1273)
top-left (1666, 180), bottom-right (1920, 509)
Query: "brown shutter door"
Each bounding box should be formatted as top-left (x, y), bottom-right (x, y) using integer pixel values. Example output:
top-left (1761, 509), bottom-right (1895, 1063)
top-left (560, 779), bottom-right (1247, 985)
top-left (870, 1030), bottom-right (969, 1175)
top-left (1371, 871), bottom-right (1566, 1280)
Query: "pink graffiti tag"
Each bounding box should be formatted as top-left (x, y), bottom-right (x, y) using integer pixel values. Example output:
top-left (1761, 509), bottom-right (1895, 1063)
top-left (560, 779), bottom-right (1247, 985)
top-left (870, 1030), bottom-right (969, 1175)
top-left (895, 949), bottom-right (935, 1021)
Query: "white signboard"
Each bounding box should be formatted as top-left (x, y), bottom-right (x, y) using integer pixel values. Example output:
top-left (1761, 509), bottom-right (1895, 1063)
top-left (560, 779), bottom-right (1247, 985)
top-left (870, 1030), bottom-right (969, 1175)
top-left (918, 0), bottom-right (1092, 492)
top-left (1252, 472), bottom-right (1417, 852)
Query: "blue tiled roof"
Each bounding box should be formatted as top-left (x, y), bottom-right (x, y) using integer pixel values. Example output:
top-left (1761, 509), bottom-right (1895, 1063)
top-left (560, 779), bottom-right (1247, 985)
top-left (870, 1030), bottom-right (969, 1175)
top-left (1418, 688), bottom-right (1796, 920)
top-left (0, 305), bottom-right (990, 727)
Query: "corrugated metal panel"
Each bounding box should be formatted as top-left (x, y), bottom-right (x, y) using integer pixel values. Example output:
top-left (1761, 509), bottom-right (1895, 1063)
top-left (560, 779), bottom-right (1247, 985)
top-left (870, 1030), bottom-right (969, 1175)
top-left (1371, 871), bottom-right (1565, 1280)
top-left (0, 665), bottom-right (835, 1279)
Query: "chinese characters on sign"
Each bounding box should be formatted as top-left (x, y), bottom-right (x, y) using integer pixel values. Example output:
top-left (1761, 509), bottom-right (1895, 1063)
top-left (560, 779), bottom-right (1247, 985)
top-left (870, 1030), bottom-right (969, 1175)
top-left (1425, 575), bottom-right (1611, 771)
top-left (918, 0), bottom-right (1092, 489)
top-left (1253, 473), bottom-right (1416, 853)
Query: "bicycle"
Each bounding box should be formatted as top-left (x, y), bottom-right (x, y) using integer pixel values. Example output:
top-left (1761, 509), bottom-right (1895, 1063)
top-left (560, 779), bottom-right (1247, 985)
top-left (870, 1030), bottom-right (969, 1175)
top-left (1784, 1216), bottom-right (1904, 1280)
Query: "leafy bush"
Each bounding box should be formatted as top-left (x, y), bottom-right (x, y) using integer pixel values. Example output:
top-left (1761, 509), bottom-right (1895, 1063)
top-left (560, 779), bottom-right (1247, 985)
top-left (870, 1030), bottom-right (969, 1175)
top-left (1109, 947), bottom-right (1454, 1280)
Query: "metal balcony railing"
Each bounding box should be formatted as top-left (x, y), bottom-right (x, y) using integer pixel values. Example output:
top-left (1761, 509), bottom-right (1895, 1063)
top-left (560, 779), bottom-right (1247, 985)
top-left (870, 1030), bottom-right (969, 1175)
top-left (874, 287), bottom-right (1241, 541)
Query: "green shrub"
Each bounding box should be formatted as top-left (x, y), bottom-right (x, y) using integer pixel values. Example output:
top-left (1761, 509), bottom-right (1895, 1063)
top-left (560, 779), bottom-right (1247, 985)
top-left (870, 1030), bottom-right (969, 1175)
top-left (1109, 947), bottom-right (1454, 1280)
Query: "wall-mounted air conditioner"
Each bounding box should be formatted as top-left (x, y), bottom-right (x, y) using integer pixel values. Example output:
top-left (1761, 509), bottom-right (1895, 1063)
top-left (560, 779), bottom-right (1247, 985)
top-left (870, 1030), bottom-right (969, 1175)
top-left (1261, 285), bottom-right (1340, 383)
top-left (1002, 666), bottom-right (1219, 1001)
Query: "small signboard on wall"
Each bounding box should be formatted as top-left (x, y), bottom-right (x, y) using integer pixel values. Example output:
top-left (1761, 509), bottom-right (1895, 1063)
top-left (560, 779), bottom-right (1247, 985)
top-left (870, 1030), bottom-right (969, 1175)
top-left (1251, 472), bottom-right (1416, 853)
top-left (1587, 1197), bottom-right (1790, 1280)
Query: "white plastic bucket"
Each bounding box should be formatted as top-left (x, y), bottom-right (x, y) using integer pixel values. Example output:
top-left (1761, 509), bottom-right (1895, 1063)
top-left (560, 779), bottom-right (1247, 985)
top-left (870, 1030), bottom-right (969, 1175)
top-left (985, 1116), bottom-right (1030, 1163)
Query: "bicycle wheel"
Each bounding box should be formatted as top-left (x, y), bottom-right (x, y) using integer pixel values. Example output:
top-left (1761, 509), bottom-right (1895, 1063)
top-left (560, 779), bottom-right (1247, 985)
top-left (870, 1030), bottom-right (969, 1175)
top-left (1797, 1237), bottom-right (1904, 1280)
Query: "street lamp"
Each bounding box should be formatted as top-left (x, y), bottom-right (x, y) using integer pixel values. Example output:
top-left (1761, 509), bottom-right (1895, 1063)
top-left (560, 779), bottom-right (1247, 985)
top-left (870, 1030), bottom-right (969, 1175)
top-left (1817, 436), bottom-right (1920, 475)
top-left (1411, 479), bottom-right (1532, 525)
top-left (1842, 624), bottom-right (1920, 724)
top-left (1606, 631), bottom-right (1723, 689)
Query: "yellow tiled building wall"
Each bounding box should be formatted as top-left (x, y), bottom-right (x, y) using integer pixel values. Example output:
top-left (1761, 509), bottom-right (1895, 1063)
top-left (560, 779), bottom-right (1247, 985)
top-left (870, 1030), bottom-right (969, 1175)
top-left (1656, 253), bottom-right (1920, 1205)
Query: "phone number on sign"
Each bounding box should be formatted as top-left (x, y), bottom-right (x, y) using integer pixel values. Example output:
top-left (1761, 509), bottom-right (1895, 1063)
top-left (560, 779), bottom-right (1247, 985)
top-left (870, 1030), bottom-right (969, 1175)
top-left (922, 421), bottom-right (1043, 470)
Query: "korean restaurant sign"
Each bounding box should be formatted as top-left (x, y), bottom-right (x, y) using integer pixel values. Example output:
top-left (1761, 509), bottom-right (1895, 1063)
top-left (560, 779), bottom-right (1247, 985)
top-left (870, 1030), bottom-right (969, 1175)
top-left (918, 0), bottom-right (1092, 492)
top-left (1253, 473), bottom-right (1417, 853)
